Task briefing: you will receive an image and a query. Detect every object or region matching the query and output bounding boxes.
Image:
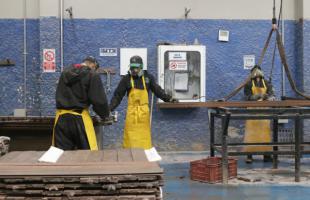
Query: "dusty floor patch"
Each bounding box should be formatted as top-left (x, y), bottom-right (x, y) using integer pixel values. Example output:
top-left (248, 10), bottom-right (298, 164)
top-left (160, 151), bottom-right (310, 185)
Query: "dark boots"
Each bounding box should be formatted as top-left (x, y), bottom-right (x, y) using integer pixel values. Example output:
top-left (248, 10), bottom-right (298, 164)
top-left (263, 155), bottom-right (272, 162)
top-left (246, 155), bottom-right (253, 163)
top-left (245, 155), bottom-right (272, 164)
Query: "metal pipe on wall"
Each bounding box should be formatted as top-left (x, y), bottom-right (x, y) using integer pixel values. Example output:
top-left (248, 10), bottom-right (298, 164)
top-left (23, 0), bottom-right (27, 110)
top-left (60, 0), bottom-right (64, 72)
top-left (281, 0), bottom-right (286, 97)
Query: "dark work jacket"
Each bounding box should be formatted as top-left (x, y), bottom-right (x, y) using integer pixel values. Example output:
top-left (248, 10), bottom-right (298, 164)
top-left (244, 78), bottom-right (274, 101)
top-left (110, 71), bottom-right (171, 111)
top-left (56, 64), bottom-right (109, 119)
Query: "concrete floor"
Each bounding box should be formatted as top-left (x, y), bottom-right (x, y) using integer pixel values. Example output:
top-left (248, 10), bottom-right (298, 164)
top-left (160, 152), bottom-right (310, 200)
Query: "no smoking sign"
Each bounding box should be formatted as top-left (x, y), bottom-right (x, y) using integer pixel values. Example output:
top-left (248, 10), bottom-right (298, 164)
top-left (43, 49), bottom-right (56, 72)
top-left (44, 50), bottom-right (55, 62)
top-left (169, 61), bottom-right (188, 71)
top-left (169, 62), bottom-right (177, 70)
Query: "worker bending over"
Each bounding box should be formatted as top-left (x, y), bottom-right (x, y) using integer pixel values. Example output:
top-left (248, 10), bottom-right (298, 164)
top-left (53, 56), bottom-right (109, 150)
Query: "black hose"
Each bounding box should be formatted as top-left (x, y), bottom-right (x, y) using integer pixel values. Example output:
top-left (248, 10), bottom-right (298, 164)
top-left (269, 0), bottom-right (283, 82)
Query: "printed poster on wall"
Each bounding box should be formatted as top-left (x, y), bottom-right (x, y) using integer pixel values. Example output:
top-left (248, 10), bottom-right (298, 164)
top-left (243, 55), bottom-right (255, 70)
top-left (43, 49), bottom-right (56, 72)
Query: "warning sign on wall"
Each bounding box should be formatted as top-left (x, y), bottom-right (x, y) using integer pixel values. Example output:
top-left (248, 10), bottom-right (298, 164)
top-left (43, 49), bottom-right (56, 72)
top-left (169, 61), bottom-right (188, 71)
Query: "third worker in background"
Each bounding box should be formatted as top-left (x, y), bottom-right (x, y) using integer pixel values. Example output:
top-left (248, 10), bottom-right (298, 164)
top-left (243, 65), bottom-right (275, 163)
top-left (110, 55), bottom-right (177, 150)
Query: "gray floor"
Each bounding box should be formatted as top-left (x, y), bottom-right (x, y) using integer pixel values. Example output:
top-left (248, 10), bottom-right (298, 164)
top-left (160, 152), bottom-right (310, 200)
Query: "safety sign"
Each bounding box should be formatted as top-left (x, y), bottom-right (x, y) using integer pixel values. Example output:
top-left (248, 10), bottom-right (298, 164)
top-left (43, 49), bottom-right (56, 72)
top-left (100, 48), bottom-right (117, 56)
top-left (169, 52), bottom-right (187, 61)
top-left (169, 61), bottom-right (188, 71)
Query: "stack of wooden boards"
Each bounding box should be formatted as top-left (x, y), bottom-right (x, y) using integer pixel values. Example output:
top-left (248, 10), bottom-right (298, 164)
top-left (0, 149), bottom-right (163, 200)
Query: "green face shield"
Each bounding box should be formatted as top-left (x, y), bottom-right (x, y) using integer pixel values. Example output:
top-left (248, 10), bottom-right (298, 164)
top-left (130, 63), bottom-right (143, 68)
top-left (129, 64), bottom-right (144, 77)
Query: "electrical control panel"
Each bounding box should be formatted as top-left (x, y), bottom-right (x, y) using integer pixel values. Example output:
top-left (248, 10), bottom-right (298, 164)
top-left (157, 45), bottom-right (206, 102)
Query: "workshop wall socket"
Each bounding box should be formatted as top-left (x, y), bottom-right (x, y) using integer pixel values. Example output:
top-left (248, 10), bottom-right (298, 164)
top-left (218, 29), bottom-right (229, 42)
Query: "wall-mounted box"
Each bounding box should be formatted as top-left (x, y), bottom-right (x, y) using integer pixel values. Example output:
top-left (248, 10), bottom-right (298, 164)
top-left (218, 30), bottom-right (229, 42)
top-left (158, 45), bottom-right (206, 103)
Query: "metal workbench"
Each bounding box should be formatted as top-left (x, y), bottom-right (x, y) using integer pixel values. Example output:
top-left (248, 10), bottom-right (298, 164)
top-left (158, 100), bottom-right (310, 184)
top-left (210, 106), bottom-right (310, 183)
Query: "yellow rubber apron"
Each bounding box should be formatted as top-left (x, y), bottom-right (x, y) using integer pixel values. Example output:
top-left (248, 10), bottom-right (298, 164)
top-left (52, 109), bottom-right (98, 150)
top-left (123, 76), bottom-right (152, 149)
top-left (244, 80), bottom-right (272, 152)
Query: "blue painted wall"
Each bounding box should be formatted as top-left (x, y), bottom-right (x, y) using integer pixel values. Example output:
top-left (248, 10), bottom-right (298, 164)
top-left (0, 19), bottom-right (40, 115)
top-left (0, 18), bottom-right (308, 150)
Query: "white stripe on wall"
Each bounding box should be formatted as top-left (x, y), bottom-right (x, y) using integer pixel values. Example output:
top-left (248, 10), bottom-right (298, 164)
top-left (0, 0), bottom-right (306, 20)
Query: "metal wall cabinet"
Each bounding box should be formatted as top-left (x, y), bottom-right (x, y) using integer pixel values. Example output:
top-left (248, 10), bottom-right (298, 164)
top-left (157, 45), bottom-right (206, 103)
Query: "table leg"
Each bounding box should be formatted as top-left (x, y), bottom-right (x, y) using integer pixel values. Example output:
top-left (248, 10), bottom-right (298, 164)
top-left (210, 112), bottom-right (215, 157)
top-left (295, 114), bottom-right (301, 182)
top-left (273, 118), bottom-right (278, 169)
top-left (221, 113), bottom-right (230, 184)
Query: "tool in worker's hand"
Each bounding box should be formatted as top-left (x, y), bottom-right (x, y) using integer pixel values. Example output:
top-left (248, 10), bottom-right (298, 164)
top-left (93, 111), bottom-right (118, 126)
top-left (106, 70), bottom-right (112, 93)
top-left (111, 111), bottom-right (118, 122)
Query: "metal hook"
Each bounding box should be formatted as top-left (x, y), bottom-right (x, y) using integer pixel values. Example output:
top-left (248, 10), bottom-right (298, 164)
top-left (65, 7), bottom-right (73, 18)
top-left (185, 7), bottom-right (191, 19)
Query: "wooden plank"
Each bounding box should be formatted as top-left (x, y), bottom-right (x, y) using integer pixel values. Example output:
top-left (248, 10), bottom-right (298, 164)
top-left (0, 196), bottom-right (156, 200)
top-left (71, 196), bottom-right (156, 200)
top-left (102, 150), bottom-right (117, 162)
top-left (2, 183), bottom-right (40, 190)
top-left (24, 151), bottom-right (45, 163)
top-left (57, 150), bottom-right (85, 164)
top-left (13, 151), bottom-right (43, 164)
top-left (131, 149), bottom-right (148, 162)
top-left (1, 151), bottom-right (34, 163)
top-left (84, 150), bottom-right (104, 162)
top-left (0, 150), bottom-right (163, 176)
top-left (61, 189), bottom-right (158, 196)
top-left (0, 152), bottom-right (22, 163)
top-left (157, 100), bottom-right (310, 108)
top-left (56, 151), bottom-right (75, 163)
top-left (117, 149), bottom-right (134, 162)
top-left (119, 188), bottom-right (157, 194)
top-left (1, 197), bottom-right (26, 200)
top-left (0, 163), bottom-right (163, 176)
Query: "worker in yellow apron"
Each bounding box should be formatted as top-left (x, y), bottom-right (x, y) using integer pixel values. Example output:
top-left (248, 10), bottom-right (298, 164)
top-left (123, 76), bottom-right (152, 149)
top-left (109, 55), bottom-right (177, 149)
top-left (52, 56), bottom-right (109, 150)
top-left (243, 65), bottom-right (275, 163)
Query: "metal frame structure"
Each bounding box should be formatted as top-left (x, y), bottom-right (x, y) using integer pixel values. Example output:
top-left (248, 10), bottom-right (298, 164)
top-left (209, 106), bottom-right (310, 184)
top-left (0, 116), bottom-right (113, 150)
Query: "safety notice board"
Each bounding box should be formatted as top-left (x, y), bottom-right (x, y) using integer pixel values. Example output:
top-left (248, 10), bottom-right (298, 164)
top-left (43, 49), bottom-right (56, 73)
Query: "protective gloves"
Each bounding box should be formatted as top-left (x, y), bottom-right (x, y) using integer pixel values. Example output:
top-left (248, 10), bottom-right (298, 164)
top-left (169, 98), bottom-right (179, 103)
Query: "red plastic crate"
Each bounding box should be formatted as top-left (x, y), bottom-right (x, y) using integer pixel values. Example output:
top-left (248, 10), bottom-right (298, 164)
top-left (190, 157), bottom-right (237, 183)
